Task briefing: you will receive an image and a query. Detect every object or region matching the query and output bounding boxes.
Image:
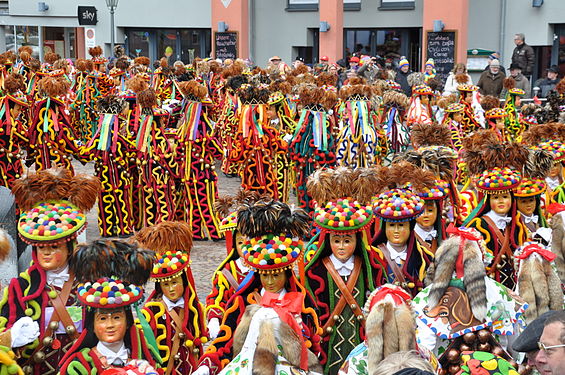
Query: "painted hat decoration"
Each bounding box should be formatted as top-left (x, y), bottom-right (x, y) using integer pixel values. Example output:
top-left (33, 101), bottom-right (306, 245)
top-left (151, 251), bottom-right (191, 281)
top-left (509, 87), bottom-right (525, 96)
top-left (445, 103), bottom-right (465, 113)
top-left (535, 141), bottom-right (565, 161)
top-left (313, 197), bottom-right (373, 233)
top-left (485, 107), bottom-right (507, 119)
top-left (77, 277), bottom-right (143, 309)
top-left (18, 201), bottom-right (86, 246)
top-left (373, 188), bottom-right (425, 222)
top-left (386, 80), bottom-right (402, 91)
top-left (242, 233), bottom-right (303, 274)
top-left (514, 177), bottom-right (546, 197)
top-left (475, 167), bottom-right (522, 194)
top-left (407, 179), bottom-right (450, 200)
top-left (458, 351), bottom-right (519, 375)
top-left (219, 211), bottom-right (238, 234)
top-left (412, 84), bottom-right (434, 96)
top-left (457, 84), bottom-right (479, 92)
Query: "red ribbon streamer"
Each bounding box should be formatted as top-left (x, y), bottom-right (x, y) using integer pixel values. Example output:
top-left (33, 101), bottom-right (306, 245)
top-left (446, 224), bottom-right (482, 278)
top-left (261, 291), bottom-right (308, 371)
top-left (368, 286), bottom-right (412, 311)
top-left (516, 243), bottom-right (556, 262)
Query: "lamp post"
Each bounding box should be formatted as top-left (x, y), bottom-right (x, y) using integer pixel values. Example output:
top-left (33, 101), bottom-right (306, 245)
top-left (105, 0), bottom-right (119, 55)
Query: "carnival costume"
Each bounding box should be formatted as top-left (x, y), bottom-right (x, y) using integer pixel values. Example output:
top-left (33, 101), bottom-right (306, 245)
top-left (135, 221), bottom-right (208, 375)
top-left (304, 167), bottom-right (383, 374)
top-left (379, 86), bottom-right (410, 163)
top-left (0, 74), bottom-right (29, 189)
top-left (336, 79), bottom-right (383, 168)
top-left (289, 83), bottom-right (337, 212)
top-left (196, 200), bottom-right (322, 375)
top-left (502, 78), bottom-right (526, 142)
top-left (413, 227), bottom-right (526, 375)
top-left (82, 95), bottom-right (136, 237)
top-left (59, 240), bottom-right (160, 374)
top-left (174, 81), bottom-right (223, 240)
top-left (456, 85), bottom-right (481, 136)
top-left (406, 84), bottom-right (434, 127)
top-left (0, 169), bottom-right (100, 375)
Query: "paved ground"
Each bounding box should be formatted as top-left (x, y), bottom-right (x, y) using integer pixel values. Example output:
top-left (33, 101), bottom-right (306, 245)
top-left (73, 161), bottom-right (289, 302)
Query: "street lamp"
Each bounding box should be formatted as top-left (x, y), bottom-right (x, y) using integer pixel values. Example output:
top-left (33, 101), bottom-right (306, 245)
top-left (105, 0), bottom-right (119, 55)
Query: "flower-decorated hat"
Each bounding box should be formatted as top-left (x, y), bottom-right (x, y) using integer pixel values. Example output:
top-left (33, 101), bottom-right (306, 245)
top-left (485, 107), bottom-right (508, 119)
top-left (514, 177), bottom-right (546, 197)
top-left (373, 188), bottom-right (425, 222)
top-left (475, 167), bottom-right (522, 194)
top-left (407, 179), bottom-right (450, 201)
top-left (237, 199), bottom-right (309, 274)
top-left (12, 169), bottom-right (100, 247)
top-left (134, 221), bottom-right (194, 281)
top-left (77, 277), bottom-right (144, 309)
top-left (70, 240), bottom-right (154, 310)
top-left (457, 84), bottom-right (479, 92)
top-left (508, 87), bottom-right (525, 96)
top-left (445, 103), bottom-right (465, 113)
top-left (412, 84), bottom-right (434, 96)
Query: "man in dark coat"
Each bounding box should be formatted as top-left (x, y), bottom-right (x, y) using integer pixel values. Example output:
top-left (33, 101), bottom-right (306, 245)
top-left (534, 65), bottom-right (560, 98)
top-left (395, 57), bottom-right (412, 96)
top-left (511, 33), bottom-right (535, 77)
top-left (477, 59), bottom-right (506, 97)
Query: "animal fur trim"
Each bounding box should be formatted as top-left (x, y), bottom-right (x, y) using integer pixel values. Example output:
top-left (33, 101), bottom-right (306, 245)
top-left (134, 221), bottom-right (193, 255)
top-left (88, 46), bottom-right (103, 58)
top-left (0, 229), bottom-right (10, 262)
top-left (237, 200), bottom-right (310, 239)
top-left (411, 123), bottom-right (452, 148)
top-left (480, 95), bottom-right (500, 111)
top-left (550, 214), bottom-right (565, 284)
top-left (232, 304), bottom-right (261, 356)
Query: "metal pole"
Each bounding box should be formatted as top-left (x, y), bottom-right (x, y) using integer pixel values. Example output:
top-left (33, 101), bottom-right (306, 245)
top-left (110, 7), bottom-right (115, 56)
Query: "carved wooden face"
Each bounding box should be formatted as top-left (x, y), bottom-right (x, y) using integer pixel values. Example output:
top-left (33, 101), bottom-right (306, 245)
top-left (260, 271), bottom-right (287, 294)
top-left (93, 309), bottom-right (127, 343)
top-left (489, 192), bottom-right (512, 216)
top-left (235, 232), bottom-right (246, 258)
top-left (416, 201), bottom-right (438, 228)
top-left (329, 233), bottom-right (356, 262)
top-left (423, 286), bottom-right (481, 333)
top-left (516, 197), bottom-right (537, 217)
top-left (160, 274), bottom-right (184, 302)
top-left (37, 243), bottom-right (69, 271)
top-left (385, 221), bottom-right (411, 246)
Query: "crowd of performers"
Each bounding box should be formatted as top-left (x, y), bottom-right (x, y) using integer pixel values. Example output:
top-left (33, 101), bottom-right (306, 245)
top-left (2, 45), bottom-right (565, 375)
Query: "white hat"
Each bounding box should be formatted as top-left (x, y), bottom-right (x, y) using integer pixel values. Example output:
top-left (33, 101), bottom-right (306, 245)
top-left (490, 59), bottom-right (500, 67)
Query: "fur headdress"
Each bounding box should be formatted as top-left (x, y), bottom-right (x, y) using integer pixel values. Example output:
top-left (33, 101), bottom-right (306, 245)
top-left (38, 76), bottom-right (70, 98)
top-left (382, 90), bottom-right (409, 109)
top-left (237, 83), bottom-right (270, 104)
top-left (4, 73), bottom-right (26, 94)
top-left (70, 239), bottom-right (154, 286)
top-left (424, 229), bottom-right (487, 321)
top-left (521, 122), bottom-right (565, 146)
top-left (339, 82), bottom-right (373, 100)
top-left (515, 242), bottom-right (563, 322)
top-left (215, 189), bottom-right (271, 220)
top-left (237, 199), bottom-right (309, 240)
top-left (393, 147), bottom-right (458, 182)
top-left (178, 80), bottom-right (208, 101)
top-left (44, 52), bottom-right (60, 66)
top-left (455, 73), bottom-right (469, 84)
top-left (364, 285), bottom-right (415, 371)
top-left (88, 46), bottom-right (103, 59)
top-left (411, 123), bottom-right (452, 148)
top-left (480, 95), bottom-right (500, 112)
top-left (134, 221), bottom-right (193, 256)
top-left (96, 95), bottom-right (126, 115)
top-left (12, 168), bottom-right (100, 212)
top-left (133, 56), bottom-right (150, 67)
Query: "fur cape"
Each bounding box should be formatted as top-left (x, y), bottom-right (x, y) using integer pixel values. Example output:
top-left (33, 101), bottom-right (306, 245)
top-left (424, 234), bottom-right (487, 321)
top-left (515, 244), bottom-right (563, 322)
top-left (365, 289), bottom-right (415, 372)
top-left (232, 304), bottom-right (323, 374)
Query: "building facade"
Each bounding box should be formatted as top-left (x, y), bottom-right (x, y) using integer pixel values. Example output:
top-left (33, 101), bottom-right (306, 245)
top-left (0, 0), bottom-right (564, 83)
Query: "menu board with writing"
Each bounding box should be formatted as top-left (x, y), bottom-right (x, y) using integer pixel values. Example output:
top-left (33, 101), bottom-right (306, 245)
top-left (215, 32), bottom-right (238, 60)
top-left (426, 31), bottom-right (456, 82)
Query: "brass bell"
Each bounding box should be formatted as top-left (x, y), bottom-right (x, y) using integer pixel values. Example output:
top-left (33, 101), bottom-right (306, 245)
top-left (496, 264), bottom-right (503, 269)
top-left (350, 303), bottom-right (357, 310)
top-left (192, 348), bottom-right (199, 355)
top-left (325, 326), bottom-right (333, 334)
top-left (173, 353), bottom-right (181, 361)
top-left (407, 282), bottom-right (415, 289)
top-left (33, 351), bottom-right (46, 363)
top-left (333, 315), bottom-right (339, 321)
top-left (66, 325), bottom-right (76, 335)
top-left (178, 332), bottom-right (186, 340)
top-left (501, 254), bottom-right (507, 260)
top-left (23, 365), bottom-right (33, 375)
top-left (42, 336), bottom-right (53, 347)
top-left (49, 321), bottom-right (60, 331)
top-left (357, 315), bottom-right (364, 321)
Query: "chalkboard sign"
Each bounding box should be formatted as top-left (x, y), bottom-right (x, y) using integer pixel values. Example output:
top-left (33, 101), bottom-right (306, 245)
top-left (215, 32), bottom-right (238, 60)
top-left (426, 31), bottom-right (456, 82)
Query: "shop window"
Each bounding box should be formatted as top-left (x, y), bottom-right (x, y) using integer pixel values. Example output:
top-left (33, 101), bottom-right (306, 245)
top-left (15, 26), bottom-right (39, 57)
top-left (379, 0), bottom-right (415, 10)
top-left (157, 29), bottom-right (177, 64)
top-left (286, 0), bottom-right (360, 12)
top-left (128, 30), bottom-right (151, 59)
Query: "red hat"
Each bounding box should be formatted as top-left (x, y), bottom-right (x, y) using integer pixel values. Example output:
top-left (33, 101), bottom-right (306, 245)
top-left (320, 56), bottom-right (329, 61)
top-left (349, 56), bottom-right (360, 63)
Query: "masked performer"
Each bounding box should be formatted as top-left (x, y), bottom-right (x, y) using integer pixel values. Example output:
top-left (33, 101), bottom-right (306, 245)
top-left (0, 169), bottom-right (100, 375)
top-left (406, 84), bottom-right (434, 127)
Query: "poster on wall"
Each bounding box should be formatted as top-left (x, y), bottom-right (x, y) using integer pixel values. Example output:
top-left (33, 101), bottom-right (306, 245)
top-left (84, 27), bottom-right (96, 51)
top-left (425, 30), bottom-right (456, 82)
top-left (214, 31), bottom-right (238, 60)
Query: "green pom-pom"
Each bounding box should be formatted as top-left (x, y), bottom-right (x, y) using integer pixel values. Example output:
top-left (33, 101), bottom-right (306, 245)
top-left (24, 308), bottom-right (33, 316)
top-left (48, 290), bottom-right (58, 299)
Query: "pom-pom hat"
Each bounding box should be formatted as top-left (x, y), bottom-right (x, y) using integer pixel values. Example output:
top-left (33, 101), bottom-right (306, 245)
top-left (151, 251), bottom-right (191, 281)
top-left (457, 84), bottom-right (479, 92)
top-left (475, 167), bottom-right (522, 194)
top-left (242, 234), bottom-right (303, 274)
top-left (412, 84), bottom-right (434, 96)
top-left (445, 103), bottom-right (465, 113)
top-left (77, 277), bottom-right (143, 309)
top-left (386, 80), bottom-right (402, 91)
top-left (514, 178), bottom-right (546, 197)
top-left (373, 188), bottom-right (425, 222)
top-left (485, 107), bottom-right (507, 119)
top-left (535, 141), bottom-right (565, 162)
top-left (313, 197), bottom-right (373, 233)
top-left (508, 88), bottom-right (525, 96)
top-left (407, 179), bottom-right (450, 201)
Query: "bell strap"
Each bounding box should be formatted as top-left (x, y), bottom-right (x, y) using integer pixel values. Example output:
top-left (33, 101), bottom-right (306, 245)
top-left (378, 244), bottom-right (407, 285)
top-left (321, 257), bottom-right (362, 335)
top-left (482, 216), bottom-right (512, 275)
top-left (165, 306), bottom-right (185, 375)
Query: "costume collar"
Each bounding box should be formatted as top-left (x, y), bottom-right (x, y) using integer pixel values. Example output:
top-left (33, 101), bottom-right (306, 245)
top-left (521, 213), bottom-right (539, 224)
top-left (329, 254), bottom-right (355, 276)
top-left (415, 224), bottom-right (437, 242)
top-left (485, 210), bottom-right (512, 231)
top-left (546, 176), bottom-right (560, 190)
top-left (96, 340), bottom-right (129, 367)
top-left (260, 288), bottom-right (287, 298)
top-left (162, 295), bottom-right (185, 311)
top-left (386, 242), bottom-right (407, 264)
top-left (46, 265), bottom-right (70, 289)
top-left (235, 257), bottom-right (250, 273)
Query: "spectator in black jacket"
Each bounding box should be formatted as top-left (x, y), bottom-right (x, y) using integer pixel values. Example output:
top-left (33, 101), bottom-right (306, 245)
top-left (395, 57), bottom-right (412, 96)
top-left (533, 65), bottom-right (560, 98)
top-left (511, 33), bottom-right (535, 77)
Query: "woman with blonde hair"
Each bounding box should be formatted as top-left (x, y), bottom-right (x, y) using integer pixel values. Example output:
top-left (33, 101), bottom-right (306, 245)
top-left (372, 351), bottom-right (434, 375)
top-left (443, 63), bottom-right (473, 96)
